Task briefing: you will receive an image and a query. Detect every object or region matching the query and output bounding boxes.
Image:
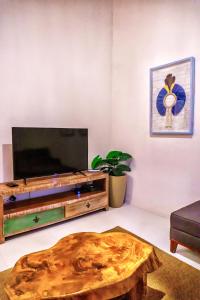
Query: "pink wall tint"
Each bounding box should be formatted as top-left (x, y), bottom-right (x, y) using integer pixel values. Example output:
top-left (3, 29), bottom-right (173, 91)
top-left (0, 0), bottom-right (112, 182)
top-left (2, 0), bottom-right (200, 218)
top-left (112, 0), bottom-right (200, 216)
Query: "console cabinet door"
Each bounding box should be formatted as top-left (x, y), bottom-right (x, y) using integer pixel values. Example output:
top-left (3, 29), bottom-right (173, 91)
top-left (4, 207), bottom-right (64, 236)
top-left (65, 195), bottom-right (107, 218)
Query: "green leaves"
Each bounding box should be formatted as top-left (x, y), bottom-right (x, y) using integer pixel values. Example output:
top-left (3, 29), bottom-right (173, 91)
top-left (91, 150), bottom-right (133, 176)
top-left (91, 155), bottom-right (102, 169)
top-left (111, 164), bottom-right (131, 176)
top-left (106, 151), bottom-right (132, 161)
top-left (106, 151), bottom-right (122, 159)
top-left (91, 155), bottom-right (107, 169)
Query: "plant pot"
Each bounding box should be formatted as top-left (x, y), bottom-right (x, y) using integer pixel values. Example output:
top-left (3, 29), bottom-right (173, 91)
top-left (109, 175), bottom-right (127, 208)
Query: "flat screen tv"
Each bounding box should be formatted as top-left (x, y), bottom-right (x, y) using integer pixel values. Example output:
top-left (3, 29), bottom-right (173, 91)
top-left (12, 127), bottom-right (88, 180)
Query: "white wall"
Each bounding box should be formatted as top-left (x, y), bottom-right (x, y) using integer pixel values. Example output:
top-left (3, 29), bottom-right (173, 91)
top-left (2, 0), bottom-right (200, 217)
top-left (112, 0), bottom-right (200, 216)
top-left (0, 0), bottom-right (112, 181)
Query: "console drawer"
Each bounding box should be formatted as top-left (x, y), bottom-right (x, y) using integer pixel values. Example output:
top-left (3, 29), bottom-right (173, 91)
top-left (65, 195), bottom-right (107, 218)
top-left (4, 207), bottom-right (64, 236)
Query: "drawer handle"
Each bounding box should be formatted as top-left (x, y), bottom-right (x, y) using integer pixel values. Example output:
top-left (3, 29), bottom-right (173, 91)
top-left (86, 202), bottom-right (90, 208)
top-left (33, 216), bottom-right (40, 223)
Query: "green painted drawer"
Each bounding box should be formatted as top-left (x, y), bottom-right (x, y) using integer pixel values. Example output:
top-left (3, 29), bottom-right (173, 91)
top-left (4, 207), bottom-right (64, 236)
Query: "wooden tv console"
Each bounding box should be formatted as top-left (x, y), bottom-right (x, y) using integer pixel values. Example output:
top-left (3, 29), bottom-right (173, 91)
top-left (0, 171), bottom-right (109, 243)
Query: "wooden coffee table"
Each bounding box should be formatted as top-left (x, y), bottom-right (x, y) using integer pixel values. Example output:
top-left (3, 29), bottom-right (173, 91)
top-left (4, 231), bottom-right (161, 300)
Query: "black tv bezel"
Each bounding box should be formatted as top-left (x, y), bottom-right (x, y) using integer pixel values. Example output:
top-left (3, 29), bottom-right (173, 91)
top-left (12, 127), bottom-right (88, 180)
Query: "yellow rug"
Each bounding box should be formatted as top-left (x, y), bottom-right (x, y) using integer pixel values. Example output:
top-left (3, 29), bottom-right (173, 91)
top-left (0, 226), bottom-right (200, 300)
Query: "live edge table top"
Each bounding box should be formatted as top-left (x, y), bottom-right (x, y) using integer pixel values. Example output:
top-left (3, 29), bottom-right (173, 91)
top-left (4, 231), bottom-right (161, 300)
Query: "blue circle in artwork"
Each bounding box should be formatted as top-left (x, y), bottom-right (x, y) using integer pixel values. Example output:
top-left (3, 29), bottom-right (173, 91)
top-left (171, 84), bottom-right (186, 115)
top-left (156, 84), bottom-right (186, 116)
top-left (156, 88), bottom-right (168, 116)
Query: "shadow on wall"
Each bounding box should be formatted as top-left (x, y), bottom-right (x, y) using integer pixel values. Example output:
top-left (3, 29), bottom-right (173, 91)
top-left (125, 174), bottom-right (134, 205)
top-left (2, 144), bottom-right (13, 182)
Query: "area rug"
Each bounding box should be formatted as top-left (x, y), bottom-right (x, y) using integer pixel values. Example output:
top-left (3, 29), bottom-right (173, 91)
top-left (0, 226), bottom-right (199, 300)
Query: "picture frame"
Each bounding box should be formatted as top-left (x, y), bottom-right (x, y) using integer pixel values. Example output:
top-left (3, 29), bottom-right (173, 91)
top-left (150, 57), bottom-right (195, 135)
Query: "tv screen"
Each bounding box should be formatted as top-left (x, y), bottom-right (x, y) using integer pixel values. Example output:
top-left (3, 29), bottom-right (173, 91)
top-left (12, 127), bottom-right (88, 180)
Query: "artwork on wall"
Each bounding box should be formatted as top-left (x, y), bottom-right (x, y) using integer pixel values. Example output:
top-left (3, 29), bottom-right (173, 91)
top-left (150, 57), bottom-right (195, 135)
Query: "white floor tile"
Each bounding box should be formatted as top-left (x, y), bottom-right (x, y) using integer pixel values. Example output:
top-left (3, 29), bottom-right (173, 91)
top-left (0, 204), bottom-right (199, 271)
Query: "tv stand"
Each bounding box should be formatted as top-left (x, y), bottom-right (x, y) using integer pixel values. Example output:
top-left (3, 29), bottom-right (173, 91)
top-left (0, 171), bottom-right (109, 243)
top-left (73, 170), bottom-right (87, 177)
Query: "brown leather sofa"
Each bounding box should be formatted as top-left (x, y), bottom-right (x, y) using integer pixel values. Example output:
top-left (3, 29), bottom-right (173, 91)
top-left (170, 200), bottom-right (200, 253)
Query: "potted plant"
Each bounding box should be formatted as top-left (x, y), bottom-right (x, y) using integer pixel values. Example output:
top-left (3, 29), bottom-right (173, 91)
top-left (91, 150), bottom-right (132, 208)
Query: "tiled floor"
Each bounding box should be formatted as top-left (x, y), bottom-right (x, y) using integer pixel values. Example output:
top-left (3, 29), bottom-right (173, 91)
top-left (0, 204), bottom-right (200, 271)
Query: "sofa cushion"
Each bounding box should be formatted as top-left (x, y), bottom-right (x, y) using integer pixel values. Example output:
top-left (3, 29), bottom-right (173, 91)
top-left (170, 228), bottom-right (200, 249)
top-left (170, 200), bottom-right (200, 238)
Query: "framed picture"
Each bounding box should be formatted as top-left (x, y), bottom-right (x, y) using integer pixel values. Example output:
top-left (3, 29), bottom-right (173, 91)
top-left (150, 57), bottom-right (195, 135)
